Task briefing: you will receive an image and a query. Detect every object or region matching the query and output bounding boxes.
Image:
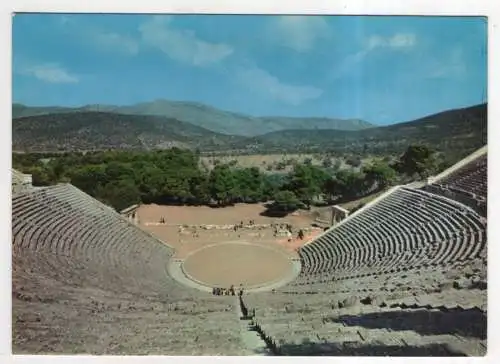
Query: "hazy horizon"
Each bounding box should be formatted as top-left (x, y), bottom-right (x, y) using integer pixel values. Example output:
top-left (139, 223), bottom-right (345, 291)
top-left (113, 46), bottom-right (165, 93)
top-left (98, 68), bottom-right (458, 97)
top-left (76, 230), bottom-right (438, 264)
top-left (13, 98), bottom-right (488, 128)
top-left (12, 14), bottom-right (487, 126)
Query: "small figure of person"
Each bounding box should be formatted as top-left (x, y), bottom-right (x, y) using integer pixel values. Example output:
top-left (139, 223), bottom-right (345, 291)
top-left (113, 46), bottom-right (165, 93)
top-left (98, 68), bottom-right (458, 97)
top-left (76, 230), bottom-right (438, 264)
top-left (238, 283), bottom-right (244, 297)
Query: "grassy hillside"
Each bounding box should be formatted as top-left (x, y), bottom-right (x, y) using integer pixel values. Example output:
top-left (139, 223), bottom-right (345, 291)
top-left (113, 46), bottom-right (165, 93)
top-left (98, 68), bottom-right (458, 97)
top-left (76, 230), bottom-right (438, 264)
top-left (12, 103), bottom-right (74, 118)
top-left (12, 104), bottom-right (487, 158)
top-left (12, 112), bottom-right (252, 152)
top-left (13, 99), bottom-right (374, 136)
top-left (253, 103), bottom-right (487, 157)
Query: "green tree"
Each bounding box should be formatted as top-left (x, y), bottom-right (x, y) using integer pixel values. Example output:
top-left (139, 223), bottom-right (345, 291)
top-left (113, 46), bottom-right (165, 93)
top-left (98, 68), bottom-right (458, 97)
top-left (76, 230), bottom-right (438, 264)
top-left (189, 172), bottom-right (210, 204)
top-left (284, 164), bottom-right (330, 207)
top-left (322, 158), bottom-right (333, 168)
top-left (105, 161), bottom-right (135, 181)
top-left (334, 169), bottom-right (366, 199)
top-left (323, 177), bottom-right (340, 202)
top-left (345, 155), bottom-right (362, 168)
top-left (97, 179), bottom-right (141, 212)
top-left (25, 165), bottom-right (52, 186)
top-left (271, 190), bottom-right (302, 213)
top-left (234, 167), bottom-right (264, 203)
top-left (262, 173), bottom-right (287, 201)
top-left (363, 160), bottom-right (396, 190)
top-left (208, 164), bottom-right (237, 205)
top-left (396, 145), bottom-right (436, 178)
top-left (70, 165), bottom-right (108, 196)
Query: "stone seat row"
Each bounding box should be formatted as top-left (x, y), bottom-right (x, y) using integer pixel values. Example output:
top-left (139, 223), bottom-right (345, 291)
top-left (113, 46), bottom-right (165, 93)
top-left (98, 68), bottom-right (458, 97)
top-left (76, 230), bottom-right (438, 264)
top-left (433, 155), bottom-right (487, 199)
top-left (298, 187), bottom-right (485, 278)
top-left (12, 184), bottom-right (249, 354)
top-left (243, 291), bottom-right (486, 356)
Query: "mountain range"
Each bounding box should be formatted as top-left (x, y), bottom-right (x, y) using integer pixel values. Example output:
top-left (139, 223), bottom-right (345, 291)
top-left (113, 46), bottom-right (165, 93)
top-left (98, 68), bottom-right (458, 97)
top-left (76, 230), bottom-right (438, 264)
top-left (256, 103), bottom-right (487, 156)
top-left (12, 112), bottom-right (249, 152)
top-left (12, 101), bottom-right (487, 157)
top-left (12, 99), bottom-right (374, 137)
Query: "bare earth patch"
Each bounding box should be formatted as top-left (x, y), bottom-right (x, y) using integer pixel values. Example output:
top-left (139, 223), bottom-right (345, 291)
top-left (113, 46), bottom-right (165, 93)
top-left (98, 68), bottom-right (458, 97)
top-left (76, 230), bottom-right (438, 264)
top-left (136, 203), bottom-right (315, 259)
top-left (183, 242), bottom-right (293, 287)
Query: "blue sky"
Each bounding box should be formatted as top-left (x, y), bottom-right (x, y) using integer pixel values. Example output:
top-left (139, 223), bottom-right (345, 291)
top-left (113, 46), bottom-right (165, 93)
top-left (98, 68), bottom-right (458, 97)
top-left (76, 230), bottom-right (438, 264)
top-left (12, 14), bottom-right (487, 125)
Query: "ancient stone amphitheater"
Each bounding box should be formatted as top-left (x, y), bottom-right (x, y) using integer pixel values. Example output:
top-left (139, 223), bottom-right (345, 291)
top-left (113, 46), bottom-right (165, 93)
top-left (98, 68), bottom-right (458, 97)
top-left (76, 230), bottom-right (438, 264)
top-left (11, 147), bottom-right (487, 356)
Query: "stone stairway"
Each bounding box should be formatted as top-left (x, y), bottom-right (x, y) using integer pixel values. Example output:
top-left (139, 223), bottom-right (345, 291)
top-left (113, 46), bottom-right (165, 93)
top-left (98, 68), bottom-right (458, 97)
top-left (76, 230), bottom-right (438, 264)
top-left (235, 296), bottom-right (272, 356)
top-left (245, 301), bottom-right (486, 356)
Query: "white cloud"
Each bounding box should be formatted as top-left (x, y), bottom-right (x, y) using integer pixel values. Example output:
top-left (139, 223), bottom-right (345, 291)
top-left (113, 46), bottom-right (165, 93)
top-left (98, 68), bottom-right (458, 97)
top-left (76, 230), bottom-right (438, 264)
top-left (237, 65), bottom-right (323, 106)
top-left (90, 30), bottom-right (139, 56)
top-left (55, 15), bottom-right (139, 56)
top-left (389, 33), bottom-right (417, 48)
top-left (269, 16), bottom-right (330, 52)
top-left (428, 47), bottom-right (466, 79)
top-left (331, 32), bottom-right (417, 79)
top-left (138, 16), bottom-right (233, 66)
top-left (17, 63), bottom-right (79, 84)
top-left (367, 33), bottom-right (416, 50)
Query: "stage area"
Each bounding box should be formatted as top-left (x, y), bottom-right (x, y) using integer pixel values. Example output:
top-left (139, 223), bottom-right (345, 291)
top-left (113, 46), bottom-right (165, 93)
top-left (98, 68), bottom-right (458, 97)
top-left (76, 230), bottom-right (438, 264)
top-left (182, 242), bottom-right (294, 288)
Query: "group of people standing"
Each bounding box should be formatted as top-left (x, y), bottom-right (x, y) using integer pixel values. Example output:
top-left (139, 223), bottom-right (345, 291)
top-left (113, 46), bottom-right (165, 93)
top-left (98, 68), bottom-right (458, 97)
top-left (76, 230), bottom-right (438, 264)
top-left (272, 222), bottom-right (306, 241)
top-left (212, 284), bottom-right (244, 297)
top-left (233, 220), bottom-right (256, 232)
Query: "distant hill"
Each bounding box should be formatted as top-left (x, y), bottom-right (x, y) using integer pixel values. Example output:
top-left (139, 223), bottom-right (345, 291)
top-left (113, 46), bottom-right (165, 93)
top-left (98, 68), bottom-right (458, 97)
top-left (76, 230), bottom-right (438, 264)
top-left (12, 104), bottom-right (487, 157)
top-left (12, 99), bottom-right (374, 136)
top-left (12, 112), bottom-right (252, 152)
top-left (13, 103), bottom-right (75, 118)
top-left (252, 103), bottom-right (487, 156)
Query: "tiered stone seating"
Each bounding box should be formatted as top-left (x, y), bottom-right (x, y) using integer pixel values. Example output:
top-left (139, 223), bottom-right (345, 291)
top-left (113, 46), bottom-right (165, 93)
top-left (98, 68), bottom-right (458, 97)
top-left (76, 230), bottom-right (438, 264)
top-left (11, 147), bottom-right (489, 356)
top-left (424, 152), bottom-right (487, 215)
top-left (296, 187), bottom-right (486, 281)
top-left (241, 177), bottom-right (487, 356)
top-left (11, 169), bottom-right (32, 194)
top-left (435, 154), bottom-right (487, 199)
top-left (12, 184), bottom-right (246, 355)
top-left (243, 289), bottom-right (486, 356)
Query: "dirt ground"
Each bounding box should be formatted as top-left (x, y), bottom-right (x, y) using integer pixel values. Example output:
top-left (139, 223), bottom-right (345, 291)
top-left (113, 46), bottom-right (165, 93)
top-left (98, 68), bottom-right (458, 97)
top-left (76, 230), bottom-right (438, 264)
top-left (137, 203), bottom-right (322, 288)
top-left (183, 242), bottom-right (293, 287)
top-left (137, 203), bottom-right (319, 257)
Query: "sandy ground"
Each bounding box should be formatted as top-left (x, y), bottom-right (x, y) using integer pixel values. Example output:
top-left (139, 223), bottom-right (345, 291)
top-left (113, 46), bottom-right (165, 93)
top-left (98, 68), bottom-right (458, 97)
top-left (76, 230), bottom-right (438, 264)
top-left (137, 203), bottom-right (321, 286)
top-left (137, 203), bottom-right (318, 257)
top-left (183, 242), bottom-right (292, 287)
top-left (137, 202), bottom-right (311, 226)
